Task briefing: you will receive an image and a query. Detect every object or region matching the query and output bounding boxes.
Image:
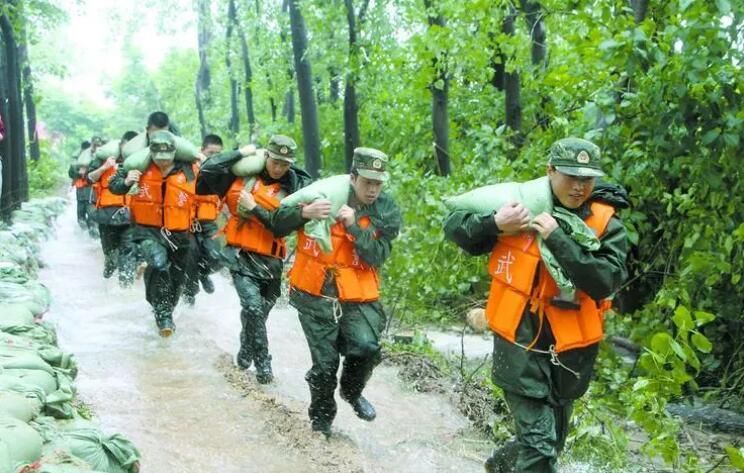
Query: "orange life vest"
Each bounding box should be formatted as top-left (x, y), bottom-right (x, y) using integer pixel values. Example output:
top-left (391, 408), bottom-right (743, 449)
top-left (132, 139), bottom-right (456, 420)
top-left (73, 177), bottom-right (88, 189)
top-left (223, 178), bottom-right (285, 258)
top-left (289, 217), bottom-right (380, 302)
top-left (129, 163), bottom-right (197, 231)
top-left (96, 165), bottom-right (128, 209)
top-left (195, 194), bottom-right (222, 222)
top-left (484, 202), bottom-right (615, 353)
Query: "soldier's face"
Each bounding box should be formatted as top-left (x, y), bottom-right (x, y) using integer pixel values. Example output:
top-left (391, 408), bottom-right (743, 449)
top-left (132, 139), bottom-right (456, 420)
top-left (351, 174), bottom-right (383, 205)
top-left (547, 165), bottom-right (595, 209)
top-left (201, 144), bottom-right (223, 158)
top-left (266, 157), bottom-right (291, 180)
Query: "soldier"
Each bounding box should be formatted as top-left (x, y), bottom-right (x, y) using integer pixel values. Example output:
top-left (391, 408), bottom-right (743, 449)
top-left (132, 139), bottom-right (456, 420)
top-left (183, 134), bottom-right (227, 304)
top-left (87, 131), bottom-right (138, 284)
top-left (270, 148), bottom-right (401, 437)
top-left (109, 131), bottom-right (198, 337)
top-left (444, 138), bottom-right (629, 473)
top-left (196, 135), bottom-right (311, 383)
top-left (69, 137), bottom-right (103, 237)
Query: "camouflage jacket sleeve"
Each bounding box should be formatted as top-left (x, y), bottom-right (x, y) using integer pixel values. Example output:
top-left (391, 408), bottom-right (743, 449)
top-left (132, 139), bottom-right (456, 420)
top-left (267, 204), bottom-right (308, 238)
top-left (443, 210), bottom-right (500, 256)
top-left (67, 164), bottom-right (79, 180)
top-left (543, 216), bottom-right (628, 300)
top-left (196, 150), bottom-right (243, 197)
top-left (348, 193), bottom-right (401, 268)
top-left (249, 167), bottom-right (314, 231)
top-left (108, 166), bottom-right (132, 195)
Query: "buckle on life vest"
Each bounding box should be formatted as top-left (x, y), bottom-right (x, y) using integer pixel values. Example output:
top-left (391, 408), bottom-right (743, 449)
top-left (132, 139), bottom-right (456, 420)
top-left (549, 297), bottom-right (581, 311)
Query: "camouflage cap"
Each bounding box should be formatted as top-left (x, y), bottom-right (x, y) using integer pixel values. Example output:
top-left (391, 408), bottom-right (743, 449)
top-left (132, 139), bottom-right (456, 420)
top-left (265, 134), bottom-right (297, 163)
top-left (149, 130), bottom-right (177, 161)
top-left (548, 137), bottom-right (604, 177)
top-left (90, 136), bottom-right (105, 147)
top-left (352, 147), bottom-right (389, 182)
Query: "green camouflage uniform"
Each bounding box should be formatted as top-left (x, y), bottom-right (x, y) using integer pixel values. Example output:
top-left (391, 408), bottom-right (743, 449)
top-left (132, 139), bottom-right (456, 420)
top-left (196, 136), bottom-right (312, 381)
top-left (271, 148), bottom-right (401, 433)
top-left (109, 131), bottom-right (198, 331)
top-left (444, 138), bottom-right (629, 473)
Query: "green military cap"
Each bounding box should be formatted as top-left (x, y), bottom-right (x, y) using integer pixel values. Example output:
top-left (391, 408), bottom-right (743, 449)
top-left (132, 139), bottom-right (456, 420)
top-left (352, 147), bottom-right (389, 182)
top-left (548, 137), bottom-right (605, 177)
top-left (90, 136), bottom-right (105, 147)
top-left (149, 130), bottom-right (177, 161)
top-left (265, 134), bottom-right (297, 163)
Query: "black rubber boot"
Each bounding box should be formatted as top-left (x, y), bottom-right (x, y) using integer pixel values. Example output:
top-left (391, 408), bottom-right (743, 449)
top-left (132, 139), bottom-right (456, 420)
top-left (340, 356), bottom-right (377, 421)
top-left (254, 356), bottom-right (274, 384)
top-left (484, 440), bottom-right (519, 473)
top-left (200, 274), bottom-right (215, 294)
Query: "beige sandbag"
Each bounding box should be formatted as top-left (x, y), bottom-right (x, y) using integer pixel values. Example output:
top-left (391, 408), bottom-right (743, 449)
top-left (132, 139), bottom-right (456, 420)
top-left (230, 149), bottom-right (266, 177)
top-left (95, 140), bottom-right (121, 160)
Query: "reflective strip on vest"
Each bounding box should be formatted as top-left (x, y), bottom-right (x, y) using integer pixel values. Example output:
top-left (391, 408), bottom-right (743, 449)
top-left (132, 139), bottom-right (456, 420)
top-left (223, 177), bottom-right (285, 258)
top-left (96, 166), bottom-right (127, 209)
top-left (484, 202), bottom-right (616, 352)
top-left (129, 163), bottom-right (197, 231)
top-left (289, 217), bottom-right (380, 302)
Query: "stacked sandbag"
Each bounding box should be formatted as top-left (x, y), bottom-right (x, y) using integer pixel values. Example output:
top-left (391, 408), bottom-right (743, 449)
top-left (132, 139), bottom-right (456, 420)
top-left (0, 197), bottom-right (141, 473)
top-left (280, 174), bottom-right (352, 253)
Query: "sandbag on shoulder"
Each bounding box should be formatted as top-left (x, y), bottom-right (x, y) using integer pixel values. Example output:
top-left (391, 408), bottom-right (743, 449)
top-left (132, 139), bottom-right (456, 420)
top-left (443, 176), bottom-right (553, 218)
top-left (75, 149), bottom-right (93, 167)
top-left (281, 174), bottom-right (351, 253)
top-left (94, 140), bottom-right (121, 160)
top-left (121, 131), bottom-right (198, 162)
top-left (230, 148), bottom-right (266, 177)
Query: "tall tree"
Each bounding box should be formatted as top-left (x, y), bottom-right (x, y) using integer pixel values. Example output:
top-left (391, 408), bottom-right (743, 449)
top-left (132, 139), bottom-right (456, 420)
top-left (342, 0), bottom-right (366, 171)
top-left (423, 0), bottom-right (450, 176)
top-left (18, 20), bottom-right (39, 161)
top-left (195, 0), bottom-right (212, 138)
top-left (520, 0), bottom-right (549, 129)
top-left (225, 0), bottom-right (240, 142)
top-left (0, 3), bottom-right (29, 219)
top-left (288, 0), bottom-right (322, 176)
top-left (502, 4), bottom-right (522, 142)
top-left (233, 0), bottom-right (256, 140)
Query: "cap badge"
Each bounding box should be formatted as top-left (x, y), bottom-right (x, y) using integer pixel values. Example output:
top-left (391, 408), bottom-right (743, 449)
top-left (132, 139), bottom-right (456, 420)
top-left (280, 146), bottom-right (289, 155)
top-left (576, 150), bottom-right (590, 164)
top-left (372, 158), bottom-right (383, 169)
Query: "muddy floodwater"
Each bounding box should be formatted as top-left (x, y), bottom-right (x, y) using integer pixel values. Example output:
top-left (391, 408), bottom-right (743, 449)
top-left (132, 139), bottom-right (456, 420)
top-left (38, 202), bottom-right (489, 472)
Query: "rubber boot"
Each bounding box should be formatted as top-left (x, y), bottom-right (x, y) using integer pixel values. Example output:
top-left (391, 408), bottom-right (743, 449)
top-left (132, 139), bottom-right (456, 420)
top-left (484, 440), bottom-right (519, 473)
top-left (236, 309), bottom-right (255, 369)
top-left (254, 355), bottom-right (274, 384)
top-left (307, 372), bottom-right (337, 438)
top-left (340, 357), bottom-right (377, 421)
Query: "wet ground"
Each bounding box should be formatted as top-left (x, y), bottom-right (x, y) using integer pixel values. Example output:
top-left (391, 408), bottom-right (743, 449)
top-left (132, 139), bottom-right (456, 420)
top-left (38, 201), bottom-right (490, 472)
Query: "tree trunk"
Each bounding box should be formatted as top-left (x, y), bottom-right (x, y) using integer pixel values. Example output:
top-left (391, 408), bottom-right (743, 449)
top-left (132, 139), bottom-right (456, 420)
top-left (18, 22), bottom-right (39, 162)
top-left (225, 0), bottom-right (240, 141)
top-left (195, 0), bottom-right (212, 138)
top-left (284, 88), bottom-right (295, 124)
top-left (233, 0), bottom-right (256, 140)
top-left (424, 0), bottom-right (450, 176)
top-left (520, 0), bottom-right (549, 129)
top-left (0, 7), bottom-right (29, 219)
top-left (329, 67), bottom-right (340, 104)
top-left (631, 0), bottom-right (649, 24)
top-left (343, 0), bottom-right (361, 172)
top-left (502, 5), bottom-right (522, 142)
top-left (288, 0), bottom-right (322, 177)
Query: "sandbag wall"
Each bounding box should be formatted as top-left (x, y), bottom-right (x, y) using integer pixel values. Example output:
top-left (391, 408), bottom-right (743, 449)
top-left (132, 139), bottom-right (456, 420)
top-left (0, 197), bottom-right (140, 473)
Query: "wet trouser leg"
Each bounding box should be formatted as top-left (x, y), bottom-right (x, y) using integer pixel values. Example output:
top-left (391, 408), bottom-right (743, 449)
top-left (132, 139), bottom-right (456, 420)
top-left (197, 222), bottom-right (223, 279)
top-left (142, 238), bottom-right (192, 326)
top-left (99, 224), bottom-right (122, 277)
top-left (502, 390), bottom-right (573, 473)
top-left (338, 303), bottom-right (385, 402)
top-left (76, 200), bottom-right (87, 229)
top-left (117, 227), bottom-right (138, 287)
top-left (232, 272), bottom-right (279, 370)
top-left (297, 306), bottom-right (341, 429)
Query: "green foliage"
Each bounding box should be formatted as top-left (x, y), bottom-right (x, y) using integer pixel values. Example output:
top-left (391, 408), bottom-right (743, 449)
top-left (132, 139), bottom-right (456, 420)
top-left (28, 141), bottom-right (66, 198)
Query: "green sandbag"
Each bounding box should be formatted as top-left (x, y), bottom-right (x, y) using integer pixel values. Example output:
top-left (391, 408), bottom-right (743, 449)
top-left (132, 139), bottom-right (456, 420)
top-left (0, 441), bottom-right (10, 473)
top-left (0, 376), bottom-right (46, 409)
top-left (2, 369), bottom-right (57, 395)
top-left (121, 131), bottom-right (198, 161)
top-left (443, 176), bottom-right (553, 217)
top-left (2, 321), bottom-right (58, 346)
top-left (281, 174), bottom-right (351, 253)
top-left (0, 280), bottom-right (51, 316)
top-left (0, 352), bottom-right (55, 375)
top-left (76, 149), bottom-right (93, 167)
top-left (46, 429), bottom-right (141, 473)
top-left (0, 390), bottom-right (40, 422)
top-left (0, 333), bottom-right (77, 376)
top-left (0, 304), bottom-right (34, 328)
top-left (44, 370), bottom-right (76, 419)
top-left (33, 449), bottom-right (109, 473)
top-left (0, 415), bottom-right (43, 467)
top-left (230, 148), bottom-right (266, 177)
top-left (95, 140), bottom-right (121, 160)
top-left (0, 261), bottom-right (29, 284)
